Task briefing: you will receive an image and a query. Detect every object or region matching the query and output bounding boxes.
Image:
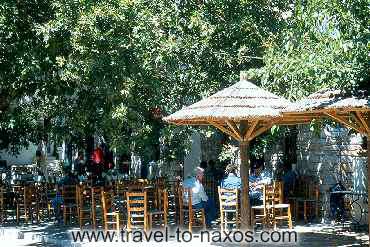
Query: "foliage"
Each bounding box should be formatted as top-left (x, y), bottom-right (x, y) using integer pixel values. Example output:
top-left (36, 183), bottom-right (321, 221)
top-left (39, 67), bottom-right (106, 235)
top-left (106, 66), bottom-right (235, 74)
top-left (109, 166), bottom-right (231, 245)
top-left (246, 0), bottom-right (369, 100)
top-left (0, 0), bottom-right (290, 160)
top-left (249, 125), bottom-right (285, 159)
top-left (0, 0), bottom-right (368, 163)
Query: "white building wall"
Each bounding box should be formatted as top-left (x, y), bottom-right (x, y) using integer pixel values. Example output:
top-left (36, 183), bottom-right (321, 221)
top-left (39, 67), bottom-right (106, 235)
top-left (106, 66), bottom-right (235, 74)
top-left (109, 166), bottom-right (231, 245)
top-left (0, 145), bottom-right (38, 165)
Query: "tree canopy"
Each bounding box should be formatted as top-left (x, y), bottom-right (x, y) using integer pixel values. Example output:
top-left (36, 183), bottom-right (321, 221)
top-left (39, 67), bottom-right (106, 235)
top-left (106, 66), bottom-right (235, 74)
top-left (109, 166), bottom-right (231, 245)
top-left (0, 0), bottom-right (368, 162)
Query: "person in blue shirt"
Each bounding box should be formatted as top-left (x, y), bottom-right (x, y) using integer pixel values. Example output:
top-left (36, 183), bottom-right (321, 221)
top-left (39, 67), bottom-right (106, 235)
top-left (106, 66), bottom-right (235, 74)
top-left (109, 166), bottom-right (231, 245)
top-left (220, 162), bottom-right (271, 206)
top-left (249, 162), bottom-right (272, 206)
top-left (220, 163), bottom-right (241, 189)
top-left (282, 163), bottom-right (297, 200)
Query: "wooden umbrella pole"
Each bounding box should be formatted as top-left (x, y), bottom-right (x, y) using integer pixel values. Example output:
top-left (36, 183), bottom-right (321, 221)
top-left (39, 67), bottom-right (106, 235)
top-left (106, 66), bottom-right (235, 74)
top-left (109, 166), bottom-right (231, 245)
top-left (240, 140), bottom-right (251, 230)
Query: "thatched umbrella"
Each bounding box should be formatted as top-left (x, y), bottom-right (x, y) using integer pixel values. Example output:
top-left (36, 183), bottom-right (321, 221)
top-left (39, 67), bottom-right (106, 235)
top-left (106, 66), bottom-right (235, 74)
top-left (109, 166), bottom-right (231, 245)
top-left (283, 88), bottom-right (370, 237)
top-left (163, 73), bottom-right (292, 229)
top-left (284, 89), bottom-right (370, 133)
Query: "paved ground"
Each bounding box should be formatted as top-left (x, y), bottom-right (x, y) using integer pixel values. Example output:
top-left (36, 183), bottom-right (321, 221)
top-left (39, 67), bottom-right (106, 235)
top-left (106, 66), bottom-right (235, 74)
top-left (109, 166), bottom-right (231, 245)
top-left (0, 222), bottom-right (368, 246)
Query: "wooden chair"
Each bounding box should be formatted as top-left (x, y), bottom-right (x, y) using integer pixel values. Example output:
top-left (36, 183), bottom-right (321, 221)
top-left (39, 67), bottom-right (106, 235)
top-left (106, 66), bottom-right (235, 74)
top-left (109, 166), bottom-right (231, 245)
top-left (203, 176), bottom-right (217, 209)
top-left (101, 186), bottom-right (120, 232)
top-left (166, 179), bottom-right (180, 224)
top-left (178, 187), bottom-right (206, 232)
top-left (126, 190), bottom-right (148, 231)
top-left (148, 188), bottom-right (168, 229)
top-left (0, 187), bottom-right (4, 223)
top-left (115, 181), bottom-right (128, 227)
top-left (2, 187), bottom-right (17, 223)
top-left (62, 185), bottom-right (78, 225)
top-left (35, 183), bottom-right (50, 222)
top-left (14, 185), bottom-right (38, 224)
top-left (251, 185), bottom-right (268, 228)
top-left (218, 186), bottom-right (239, 231)
top-left (46, 183), bottom-right (57, 219)
top-left (296, 180), bottom-right (320, 223)
top-left (91, 186), bottom-right (104, 229)
top-left (77, 184), bottom-right (94, 228)
top-left (154, 178), bottom-right (165, 208)
top-left (266, 182), bottom-right (293, 229)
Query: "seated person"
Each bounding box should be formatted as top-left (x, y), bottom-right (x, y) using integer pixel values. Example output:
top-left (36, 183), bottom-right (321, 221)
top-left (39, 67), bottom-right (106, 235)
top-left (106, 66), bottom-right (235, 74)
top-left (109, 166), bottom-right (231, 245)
top-left (220, 163), bottom-right (241, 189)
top-left (249, 162), bottom-right (272, 206)
top-left (282, 163), bottom-right (297, 200)
top-left (51, 191), bottom-right (64, 223)
top-left (329, 182), bottom-right (346, 222)
top-left (33, 150), bottom-right (47, 179)
top-left (183, 167), bottom-right (216, 227)
top-left (58, 170), bottom-right (79, 186)
top-left (73, 151), bottom-right (86, 176)
top-left (205, 160), bottom-right (223, 182)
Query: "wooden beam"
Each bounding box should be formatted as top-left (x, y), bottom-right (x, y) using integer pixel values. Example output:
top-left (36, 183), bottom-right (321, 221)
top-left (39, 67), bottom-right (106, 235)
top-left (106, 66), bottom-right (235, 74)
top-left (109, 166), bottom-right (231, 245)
top-left (226, 120), bottom-right (242, 141)
top-left (284, 107), bottom-right (370, 116)
top-left (283, 110), bottom-right (327, 116)
top-left (350, 112), bottom-right (367, 134)
top-left (276, 119), bottom-right (314, 125)
top-left (355, 111), bottom-right (369, 133)
top-left (324, 111), bottom-right (364, 134)
top-left (244, 120), bottom-right (258, 141)
top-left (208, 120), bottom-right (241, 141)
top-left (277, 121), bottom-right (311, 126)
top-left (248, 123), bottom-right (273, 141)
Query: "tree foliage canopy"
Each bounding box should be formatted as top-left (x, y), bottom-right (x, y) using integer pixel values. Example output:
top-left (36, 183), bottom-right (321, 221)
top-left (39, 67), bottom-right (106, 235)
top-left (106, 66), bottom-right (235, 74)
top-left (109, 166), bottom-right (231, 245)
top-left (0, 0), bottom-right (368, 161)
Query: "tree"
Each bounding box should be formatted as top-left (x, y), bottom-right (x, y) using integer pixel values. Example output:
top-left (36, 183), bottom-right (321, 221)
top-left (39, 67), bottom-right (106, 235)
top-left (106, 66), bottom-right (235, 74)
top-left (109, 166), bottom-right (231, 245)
top-left (246, 0), bottom-right (369, 100)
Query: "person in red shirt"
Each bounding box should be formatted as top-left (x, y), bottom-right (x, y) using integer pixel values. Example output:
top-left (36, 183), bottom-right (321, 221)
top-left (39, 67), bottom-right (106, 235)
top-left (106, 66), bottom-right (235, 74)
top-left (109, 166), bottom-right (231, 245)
top-left (92, 147), bottom-right (104, 164)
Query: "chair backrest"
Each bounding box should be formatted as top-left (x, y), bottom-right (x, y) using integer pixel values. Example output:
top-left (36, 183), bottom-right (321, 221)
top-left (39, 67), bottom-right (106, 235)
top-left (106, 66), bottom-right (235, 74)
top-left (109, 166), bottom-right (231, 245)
top-left (307, 181), bottom-right (319, 200)
top-left (295, 175), bottom-right (317, 198)
top-left (115, 181), bottom-right (127, 204)
top-left (62, 185), bottom-right (77, 205)
top-left (77, 184), bottom-right (93, 209)
top-left (0, 187), bottom-right (4, 210)
top-left (170, 179), bottom-right (181, 204)
top-left (13, 185), bottom-right (24, 203)
top-left (203, 175), bottom-right (216, 201)
top-left (46, 183), bottom-right (57, 206)
top-left (178, 186), bottom-right (192, 209)
top-left (35, 183), bottom-right (48, 206)
top-left (101, 186), bottom-right (117, 214)
top-left (218, 186), bottom-right (239, 209)
top-left (14, 185), bottom-right (35, 206)
top-left (126, 190), bottom-right (148, 220)
top-left (263, 182), bottom-right (283, 208)
top-left (155, 178), bottom-right (165, 189)
top-left (154, 188), bottom-right (168, 212)
top-left (115, 181), bottom-right (126, 194)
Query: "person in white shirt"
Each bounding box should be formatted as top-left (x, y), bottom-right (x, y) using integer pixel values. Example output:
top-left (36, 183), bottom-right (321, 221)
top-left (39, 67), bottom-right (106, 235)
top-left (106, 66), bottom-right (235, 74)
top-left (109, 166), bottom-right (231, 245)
top-left (183, 166), bottom-right (216, 227)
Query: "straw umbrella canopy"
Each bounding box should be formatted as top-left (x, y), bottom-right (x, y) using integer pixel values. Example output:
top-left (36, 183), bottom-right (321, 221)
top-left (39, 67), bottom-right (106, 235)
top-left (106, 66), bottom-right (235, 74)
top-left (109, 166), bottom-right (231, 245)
top-left (163, 73), bottom-right (292, 229)
top-left (283, 88), bottom-right (370, 236)
top-left (284, 89), bottom-right (370, 133)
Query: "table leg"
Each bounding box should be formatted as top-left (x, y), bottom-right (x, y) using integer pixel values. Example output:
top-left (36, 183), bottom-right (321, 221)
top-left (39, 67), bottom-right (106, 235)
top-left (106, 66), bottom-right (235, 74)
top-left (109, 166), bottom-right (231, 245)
top-left (295, 200), bottom-right (298, 221)
top-left (304, 201), bottom-right (307, 223)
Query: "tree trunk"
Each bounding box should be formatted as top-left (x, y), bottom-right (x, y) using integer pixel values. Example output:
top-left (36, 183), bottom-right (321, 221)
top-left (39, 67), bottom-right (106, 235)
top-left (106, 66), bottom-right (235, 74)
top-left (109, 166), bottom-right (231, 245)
top-left (240, 140), bottom-right (251, 230)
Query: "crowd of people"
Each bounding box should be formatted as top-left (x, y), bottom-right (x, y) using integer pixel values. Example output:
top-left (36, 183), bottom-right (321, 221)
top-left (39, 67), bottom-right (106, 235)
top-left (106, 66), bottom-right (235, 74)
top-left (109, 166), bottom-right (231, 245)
top-left (182, 158), bottom-right (298, 228)
top-left (54, 145), bottom-right (116, 187)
